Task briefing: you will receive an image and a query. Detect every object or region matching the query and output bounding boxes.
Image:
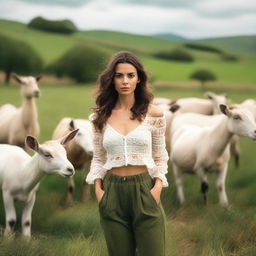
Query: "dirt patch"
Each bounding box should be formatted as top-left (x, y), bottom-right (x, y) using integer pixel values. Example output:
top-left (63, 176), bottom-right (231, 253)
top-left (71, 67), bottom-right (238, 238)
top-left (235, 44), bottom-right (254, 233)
top-left (153, 80), bottom-right (256, 91)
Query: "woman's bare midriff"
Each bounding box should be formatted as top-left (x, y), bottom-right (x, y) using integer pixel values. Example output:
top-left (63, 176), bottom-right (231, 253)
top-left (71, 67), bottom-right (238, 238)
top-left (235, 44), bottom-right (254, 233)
top-left (109, 165), bottom-right (147, 176)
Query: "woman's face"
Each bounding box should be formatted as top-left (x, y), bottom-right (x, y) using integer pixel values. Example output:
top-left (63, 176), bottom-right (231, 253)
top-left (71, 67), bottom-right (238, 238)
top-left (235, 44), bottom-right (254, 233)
top-left (113, 63), bottom-right (140, 96)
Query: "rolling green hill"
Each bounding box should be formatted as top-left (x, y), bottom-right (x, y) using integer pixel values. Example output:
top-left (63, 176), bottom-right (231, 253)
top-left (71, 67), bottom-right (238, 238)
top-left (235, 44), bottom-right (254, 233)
top-left (0, 18), bottom-right (256, 85)
top-left (77, 30), bottom-right (180, 53)
top-left (152, 33), bottom-right (256, 55)
top-left (196, 35), bottom-right (256, 55)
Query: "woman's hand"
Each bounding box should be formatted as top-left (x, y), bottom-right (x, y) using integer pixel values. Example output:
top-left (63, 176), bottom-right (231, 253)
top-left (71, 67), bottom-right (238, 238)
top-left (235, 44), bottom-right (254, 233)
top-left (95, 179), bottom-right (104, 202)
top-left (96, 187), bottom-right (105, 202)
top-left (150, 178), bottom-right (163, 204)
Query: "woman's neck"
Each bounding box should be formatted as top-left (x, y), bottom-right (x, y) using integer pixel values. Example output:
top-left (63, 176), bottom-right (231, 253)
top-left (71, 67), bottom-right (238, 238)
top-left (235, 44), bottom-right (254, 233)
top-left (116, 94), bottom-right (135, 110)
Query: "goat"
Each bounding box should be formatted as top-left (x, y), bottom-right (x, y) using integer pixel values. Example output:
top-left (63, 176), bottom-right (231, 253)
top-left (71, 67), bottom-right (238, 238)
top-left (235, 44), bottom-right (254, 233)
top-left (0, 129), bottom-right (78, 238)
top-left (0, 73), bottom-right (42, 150)
top-left (240, 99), bottom-right (256, 119)
top-left (52, 118), bottom-right (93, 204)
top-left (170, 104), bottom-right (256, 206)
top-left (169, 92), bottom-right (227, 115)
top-left (153, 92), bottom-right (228, 154)
top-left (229, 99), bottom-right (256, 168)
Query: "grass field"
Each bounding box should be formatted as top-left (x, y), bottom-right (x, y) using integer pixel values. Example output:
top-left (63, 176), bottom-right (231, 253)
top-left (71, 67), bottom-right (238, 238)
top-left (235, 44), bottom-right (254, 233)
top-left (0, 83), bottom-right (255, 256)
top-left (1, 18), bottom-right (256, 85)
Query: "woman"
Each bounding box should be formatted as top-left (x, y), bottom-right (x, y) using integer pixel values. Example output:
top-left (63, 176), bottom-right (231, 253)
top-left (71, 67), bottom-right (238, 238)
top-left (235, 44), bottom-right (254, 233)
top-left (86, 51), bottom-right (169, 256)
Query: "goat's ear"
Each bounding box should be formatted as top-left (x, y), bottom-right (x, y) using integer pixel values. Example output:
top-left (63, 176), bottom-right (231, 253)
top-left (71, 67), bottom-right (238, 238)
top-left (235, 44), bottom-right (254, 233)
top-left (12, 73), bottom-right (25, 85)
top-left (25, 136), bottom-right (39, 152)
top-left (205, 91), bottom-right (214, 100)
top-left (222, 92), bottom-right (228, 98)
top-left (60, 129), bottom-right (79, 145)
top-left (169, 99), bottom-right (177, 106)
top-left (69, 120), bottom-right (75, 131)
top-left (220, 104), bottom-right (231, 116)
top-left (36, 74), bottom-right (43, 81)
top-left (169, 104), bottom-right (180, 113)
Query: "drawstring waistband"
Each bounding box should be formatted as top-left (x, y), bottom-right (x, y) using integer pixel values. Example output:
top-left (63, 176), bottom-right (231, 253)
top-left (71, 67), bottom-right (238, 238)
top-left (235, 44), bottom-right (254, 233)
top-left (104, 172), bottom-right (152, 183)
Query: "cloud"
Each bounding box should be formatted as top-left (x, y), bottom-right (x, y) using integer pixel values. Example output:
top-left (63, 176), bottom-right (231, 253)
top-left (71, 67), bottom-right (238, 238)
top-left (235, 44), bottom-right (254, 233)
top-left (15, 0), bottom-right (256, 18)
top-left (194, 0), bottom-right (256, 18)
top-left (13, 0), bottom-right (200, 8)
top-left (0, 0), bottom-right (255, 38)
top-left (15, 0), bottom-right (90, 7)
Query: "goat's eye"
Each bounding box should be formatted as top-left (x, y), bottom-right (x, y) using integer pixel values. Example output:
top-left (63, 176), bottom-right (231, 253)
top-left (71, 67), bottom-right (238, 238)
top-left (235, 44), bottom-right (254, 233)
top-left (233, 115), bottom-right (241, 120)
top-left (44, 152), bottom-right (53, 158)
top-left (78, 132), bottom-right (82, 136)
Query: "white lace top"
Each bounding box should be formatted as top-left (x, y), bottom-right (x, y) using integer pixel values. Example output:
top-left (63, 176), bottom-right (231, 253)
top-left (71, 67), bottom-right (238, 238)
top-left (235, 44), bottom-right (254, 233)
top-left (86, 115), bottom-right (169, 187)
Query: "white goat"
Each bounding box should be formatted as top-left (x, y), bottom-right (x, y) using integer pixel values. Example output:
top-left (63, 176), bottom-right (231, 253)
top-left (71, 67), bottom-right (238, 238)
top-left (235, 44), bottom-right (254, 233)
top-left (0, 129), bottom-right (78, 238)
top-left (171, 104), bottom-right (256, 206)
top-left (52, 118), bottom-right (93, 204)
top-left (153, 92), bottom-right (228, 154)
top-left (152, 97), bottom-right (172, 111)
top-left (0, 73), bottom-right (42, 150)
top-left (170, 92), bottom-right (227, 115)
top-left (240, 99), bottom-right (256, 119)
top-left (229, 99), bottom-right (256, 168)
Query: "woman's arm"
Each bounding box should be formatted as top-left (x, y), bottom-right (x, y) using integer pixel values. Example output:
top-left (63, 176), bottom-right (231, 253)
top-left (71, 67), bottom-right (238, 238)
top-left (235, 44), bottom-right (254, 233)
top-left (148, 105), bottom-right (169, 203)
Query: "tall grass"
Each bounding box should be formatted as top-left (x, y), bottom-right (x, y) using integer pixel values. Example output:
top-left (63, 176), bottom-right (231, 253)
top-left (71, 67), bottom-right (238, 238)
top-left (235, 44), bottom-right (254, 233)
top-left (0, 84), bottom-right (255, 255)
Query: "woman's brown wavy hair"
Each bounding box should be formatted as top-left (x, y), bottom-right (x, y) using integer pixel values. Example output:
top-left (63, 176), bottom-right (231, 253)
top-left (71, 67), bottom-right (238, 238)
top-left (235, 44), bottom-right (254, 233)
top-left (92, 51), bottom-right (153, 132)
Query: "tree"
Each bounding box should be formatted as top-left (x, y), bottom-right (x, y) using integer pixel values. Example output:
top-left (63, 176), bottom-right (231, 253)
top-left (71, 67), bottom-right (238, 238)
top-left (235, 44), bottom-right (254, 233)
top-left (190, 69), bottom-right (217, 90)
top-left (153, 48), bottom-right (194, 62)
top-left (0, 35), bottom-right (43, 83)
top-left (28, 16), bottom-right (77, 34)
top-left (47, 45), bottom-right (110, 83)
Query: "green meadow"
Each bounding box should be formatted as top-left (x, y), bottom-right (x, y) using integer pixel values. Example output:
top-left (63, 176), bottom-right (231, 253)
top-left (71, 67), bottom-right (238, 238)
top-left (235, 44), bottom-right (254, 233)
top-left (0, 84), bottom-right (255, 256)
top-left (1, 18), bottom-right (256, 86)
top-left (0, 17), bottom-right (256, 256)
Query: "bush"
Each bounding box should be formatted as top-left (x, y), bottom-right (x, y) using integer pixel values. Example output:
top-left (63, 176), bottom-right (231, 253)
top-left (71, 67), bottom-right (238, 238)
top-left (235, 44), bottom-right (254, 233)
top-left (221, 53), bottom-right (239, 62)
top-left (190, 69), bottom-right (217, 90)
top-left (28, 16), bottom-right (77, 34)
top-left (0, 34), bottom-right (43, 83)
top-left (184, 43), bottom-right (223, 54)
top-left (153, 48), bottom-right (194, 62)
top-left (47, 45), bottom-right (110, 83)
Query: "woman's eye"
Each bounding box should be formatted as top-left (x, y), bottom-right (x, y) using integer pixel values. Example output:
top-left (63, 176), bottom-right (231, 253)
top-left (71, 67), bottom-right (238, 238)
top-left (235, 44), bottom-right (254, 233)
top-left (128, 74), bottom-right (135, 78)
top-left (114, 73), bottom-right (122, 78)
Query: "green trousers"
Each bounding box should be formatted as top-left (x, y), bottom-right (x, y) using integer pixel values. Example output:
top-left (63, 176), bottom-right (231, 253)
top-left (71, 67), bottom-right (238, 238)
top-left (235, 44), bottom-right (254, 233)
top-left (99, 172), bottom-right (166, 256)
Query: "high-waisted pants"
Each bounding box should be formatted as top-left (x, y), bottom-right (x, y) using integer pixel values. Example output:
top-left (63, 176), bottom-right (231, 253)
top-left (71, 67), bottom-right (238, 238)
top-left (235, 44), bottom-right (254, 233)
top-left (99, 172), bottom-right (166, 256)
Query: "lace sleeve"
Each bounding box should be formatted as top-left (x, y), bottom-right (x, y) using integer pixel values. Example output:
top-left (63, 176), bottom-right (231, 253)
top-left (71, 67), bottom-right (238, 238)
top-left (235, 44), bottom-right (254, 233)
top-left (85, 119), bottom-right (107, 184)
top-left (150, 116), bottom-right (169, 187)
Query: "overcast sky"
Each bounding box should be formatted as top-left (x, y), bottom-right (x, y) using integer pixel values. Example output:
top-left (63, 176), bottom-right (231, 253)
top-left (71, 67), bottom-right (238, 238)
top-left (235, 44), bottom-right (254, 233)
top-left (0, 0), bottom-right (255, 39)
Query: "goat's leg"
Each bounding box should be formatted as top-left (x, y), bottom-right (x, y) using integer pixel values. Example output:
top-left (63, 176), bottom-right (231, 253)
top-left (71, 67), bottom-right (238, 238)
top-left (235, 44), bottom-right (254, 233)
top-left (172, 163), bottom-right (185, 204)
top-left (66, 176), bottom-right (75, 205)
top-left (216, 164), bottom-right (229, 207)
top-left (3, 191), bottom-right (16, 237)
top-left (230, 135), bottom-right (240, 169)
top-left (21, 193), bottom-right (36, 238)
top-left (196, 167), bottom-right (209, 205)
top-left (82, 168), bottom-right (90, 203)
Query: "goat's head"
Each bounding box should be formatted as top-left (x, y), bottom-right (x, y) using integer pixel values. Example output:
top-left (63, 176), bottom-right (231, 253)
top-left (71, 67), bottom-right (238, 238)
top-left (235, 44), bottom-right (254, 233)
top-left (206, 92), bottom-right (228, 114)
top-left (68, 120), bottom-right (94, 156)
top-left (25, 129), bottom-right (79, 177)
top-left (220, 104), bottom-right (256, 140)
top-left (12, 73), bottom-right (42, 99)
